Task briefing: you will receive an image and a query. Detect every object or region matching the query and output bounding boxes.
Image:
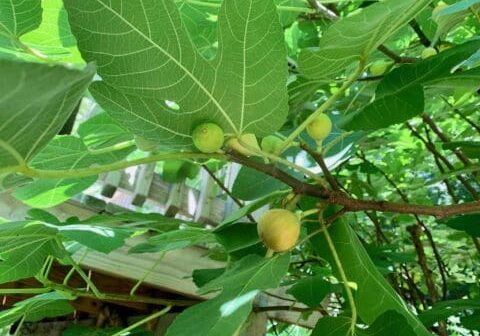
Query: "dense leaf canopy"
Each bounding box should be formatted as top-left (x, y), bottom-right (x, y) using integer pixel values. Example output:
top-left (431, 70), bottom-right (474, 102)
top-left (0, 0), bottom-right (479, 335)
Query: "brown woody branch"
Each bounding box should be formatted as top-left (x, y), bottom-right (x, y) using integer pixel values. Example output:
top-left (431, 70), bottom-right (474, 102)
top-left (377, 45), bottom-right (419, 64)
top-left (422, 113), bottom-right (472, 167)
top-left (227, 152), bottom-right (480, 219)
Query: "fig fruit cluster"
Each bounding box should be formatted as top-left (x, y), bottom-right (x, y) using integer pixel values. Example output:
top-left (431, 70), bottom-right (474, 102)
top-left (257, 209), bottom-right (300, 252)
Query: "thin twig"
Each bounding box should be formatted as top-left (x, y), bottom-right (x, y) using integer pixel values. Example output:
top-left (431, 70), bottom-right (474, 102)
top-left (409, 19), bottom-right (431, 47)
top-left (301, 143), bottom-right (340, 191)
top-left (202, 164), bottom-right (255, 222)
top-left (377, 45), bottom-right (418, 64)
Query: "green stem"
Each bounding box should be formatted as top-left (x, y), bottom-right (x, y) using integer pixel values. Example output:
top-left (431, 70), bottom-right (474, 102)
top-left (320, 217), bottom-right (357, 335)
top-left (180, 0), bottom-right (315, 13)
top-left (130, 252), bottom-right (166, 296)
top-left (110, 306), bottom-right (172, 336)
top-left (43, 256), bottom-right (54, 279)
top-left (277, 61), bottom-right (366, 155)
top-left (63, 249), bottom-right (89, 286)
top-left (0, 288), bottom-right (51, 295)
top-left (13, 315), bottom-right (26, 336)
top-left (236, 138), bottom-right (328, 188)
top-left (88, 140), bottom-right (136, 155)
top-left (17, 152), bottom-right (225, 179)
top-left (58, 240), bottom-right (102, 298)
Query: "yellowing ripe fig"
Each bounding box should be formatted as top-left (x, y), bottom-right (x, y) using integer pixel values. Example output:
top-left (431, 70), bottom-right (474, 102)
top-left (306, 114), bottom-right (332, 141)
top-left (192, 123), bottom-right (224, 153)
top-left (257, 209), bottom-right (300, 252)
top-left (433, 1), bottom-right (448, 17)
top-left (134, 135), bottom-right (158, 152)
top-left (369, 60), bottom-right (390, 76)
top-left (261, 135), bottom-right (284, 154)
top-left (226, 133), bottom-right (260, 156)
top-left (421, 47), bottom-right (438, 59)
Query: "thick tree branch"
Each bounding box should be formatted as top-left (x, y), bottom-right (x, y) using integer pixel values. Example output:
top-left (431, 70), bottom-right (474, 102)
top-left (228, 152), bottom-right (480, 219)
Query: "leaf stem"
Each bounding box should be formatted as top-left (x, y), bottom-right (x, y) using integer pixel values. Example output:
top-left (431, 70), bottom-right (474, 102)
top-left (130, 252), bottom-right (166, 296)
top-left (180, 0), bottom-right (315, 13)
top-left (319, 216), bottom-right (357, 335)
top-left (0, 288), bottom-right (51, 295)
top-left (13, 314), bottom-right (26, 336)
top-left (88, 140), bottom-right (136, 155)
top-left (16, 152), bottom-right (225, 179)
top-left (58, 240), bottom-right (103, 298)
top-left (110, 306), bottom-right (172, 336)
top-left (277, 61), bottom-right (366, 155)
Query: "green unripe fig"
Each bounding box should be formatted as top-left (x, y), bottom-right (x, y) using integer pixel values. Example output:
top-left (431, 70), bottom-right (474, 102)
top-left (226, 133), bottom-right (261, 156)
top-left (192, 123), bottom-right (224, 153)
top-left (257, 209), bottom-right (300, 252)
top-left (134, 135), bottom-right (158, 152)
top-left (261, 135), bottom-right (284, 154)
top-left (306, 114), bottom-right (332, 141)
top-left (433, 1), bottom-right (448, 17)
top-left (369, 60), bottom-right (390, 76)
top-left (421, 47), bottom-right (438, 59)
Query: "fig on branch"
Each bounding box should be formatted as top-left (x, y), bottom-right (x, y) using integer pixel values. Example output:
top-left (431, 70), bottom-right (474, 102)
top-left (369, 60), bottom-right (390, 76)
top-left (192, 122), bottom-right (224, 153)
top-left (257, 209), bottom-right (300, 252)
top-left (421, 47), bottom-right (438, 59)
top-left (261, 135), bottom-right (284, 154)
top-left (226, 133), bottom-right (261, 156)
top-left (306, 114), bottom-right (332, 141)
top-left (134, 135), bottom-right (158, 152)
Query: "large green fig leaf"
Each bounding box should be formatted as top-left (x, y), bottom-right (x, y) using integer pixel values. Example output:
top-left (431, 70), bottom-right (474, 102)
top-left (165, 253), bottom-right (290, 336)
top-left (340, 40), bottom-right (480, 131)
top-left (299, 0), bottom-right (431, 80)
top-left (0, 292), bottom-right (73, 329)
top-left (0, 0), bottom-right (42, 39)
top-left (13, 136), bottom-right (132, 208)
top-left (0, 221), bottom-right (63, 283)
top-left (0, 60), bottom-right (95, 172)
top-left (64, 0), bottom-right (288, 150)
top-left (310, 220), bottom-right (431, 336)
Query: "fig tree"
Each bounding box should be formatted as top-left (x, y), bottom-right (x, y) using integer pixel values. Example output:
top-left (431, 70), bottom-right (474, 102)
top-left (261, 135), bottom-right (284, 154)
top-left (306, 114), bottom-right (332, 141)
top-left (257, 209), bottom-right (300, 252)
top-left (421, 47), bottom-right (437, 59)
top-left (192, 122), bottom-right (224, 153)
top-left (369, 60), bottom-right (390, 76)
top-left (134, 135), bottom-right (158, 152)
top-left (226, 133), bottom-right (260, 156)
